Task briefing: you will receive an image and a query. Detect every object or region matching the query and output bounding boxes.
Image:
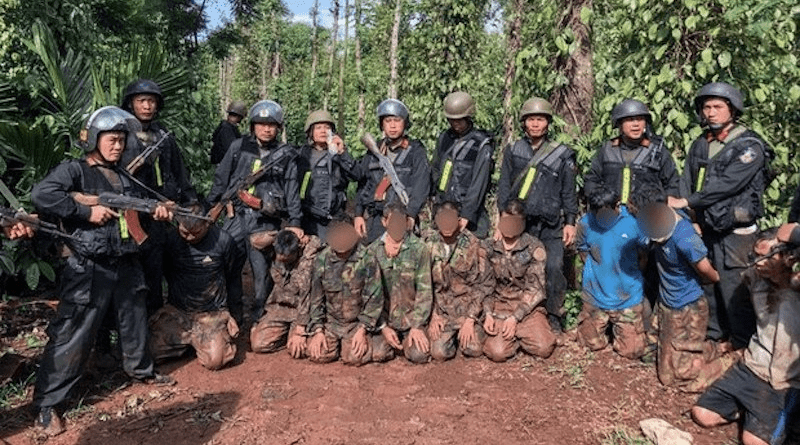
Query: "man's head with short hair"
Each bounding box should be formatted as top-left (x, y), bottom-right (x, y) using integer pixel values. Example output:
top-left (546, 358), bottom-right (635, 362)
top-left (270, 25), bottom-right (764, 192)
top-left (327, 214), bottom-right (360, 256)
top-left (433, 201), bottom-right (461, 238)
top-left (176, 211), bottom-right (211, 245)
top-left (381, 202), bottom-right (409, 242)
top-left (631, 184), bottom-right (675, 241)
top-left (588, 186), bottom-right (621, 229)
top-left (497, 199), bottom-right (526, 240)
top-left (274, 229), bottom-right (301, 265)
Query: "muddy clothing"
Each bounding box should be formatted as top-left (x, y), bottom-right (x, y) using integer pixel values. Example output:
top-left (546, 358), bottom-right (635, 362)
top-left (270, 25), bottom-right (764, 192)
top-left (681, 126), bottom-right (771, 347)
top-left (372, 328), bottom-right (431, 364)
top-left (497, 137), bottom-right (577, 319)
top-left (297, 145), bottom-right (355, 238)
top-left (211, 120), bottom-right (241, 164)
top-left (429, 230), bottom-right (492, 360)
top-left (208, 135), bottom-right (301, 322)
top-left (307, 245), bottom-right (383, 336)
top-left (697, 362), bottom-right (800, 444)
top-left (31, 159), bottom-right (155, 410)
top-left (149, 305), bottom-right (237, 370)
top-left (483, 234), bottom-right (555, 361)
top-left (577, 301), bottom-right (646, 359)
top-left (431, 127), bottom-right (494, 237)
top-left (656, 298), bottom-right (735, 392)
top-left (307, 245), bottom-right (383, 366)
top-left (250, 237), bottom-right (323, 353)
top-left (743, 273), bottom-right (800, 391)
top-left (353, 137), bottom-right (431, 242)
top-left (584, 135), bottom-right (679, 203)
top-left (369, 233), bottom-right (433, 331)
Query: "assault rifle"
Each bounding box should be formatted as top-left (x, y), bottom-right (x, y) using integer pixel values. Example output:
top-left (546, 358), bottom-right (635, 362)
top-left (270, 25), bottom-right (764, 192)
top-left (126, 131), bottom-right (172, 174)
top-left (0, 207), bottom-right (78, 240)
top-left (207, 152), bottom-right (288, 223)
top-left (71, 192), bottom-right (211, 244)
top-left (360, 133), bottom-right (409, 206)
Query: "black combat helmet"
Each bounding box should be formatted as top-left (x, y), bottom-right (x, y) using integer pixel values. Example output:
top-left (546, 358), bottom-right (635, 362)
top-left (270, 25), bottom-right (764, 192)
top-left (121, 79), bottom-right (164, 114)
top-left (611, 99), bottom-right (651, 128)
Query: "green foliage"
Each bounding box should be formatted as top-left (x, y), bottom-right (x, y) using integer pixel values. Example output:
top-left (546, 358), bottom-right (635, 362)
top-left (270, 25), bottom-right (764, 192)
top-left (0, 371), bottom-right (35, 409)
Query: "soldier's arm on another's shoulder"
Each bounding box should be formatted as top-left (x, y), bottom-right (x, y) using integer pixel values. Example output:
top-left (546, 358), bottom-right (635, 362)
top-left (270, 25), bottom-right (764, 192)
top-left (405, 144), bottom-right (432, 217)
top-left (686, 142), bottom-right (765, 209)
top-left (283, 152), bottom-right (303, 227)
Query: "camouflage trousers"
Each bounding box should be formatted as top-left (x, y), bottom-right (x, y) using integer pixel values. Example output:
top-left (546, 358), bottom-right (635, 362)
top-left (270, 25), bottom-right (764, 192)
top-left (309, 322), bottom-right (375, 367)
top-left (657, 298), bottom-right (737, 393)
top-left (577, 301), bottom-right (646, 359)
top-left (372, 328), bottom-right (431, 364)
top-left (430, 319), bottom-right (486, 361)
top-left (250, 315), bottom-right (305, 358)
top-left (149, 305), bottom-right (238, 371)
top-left (484, 307), bottom-right (556, 363)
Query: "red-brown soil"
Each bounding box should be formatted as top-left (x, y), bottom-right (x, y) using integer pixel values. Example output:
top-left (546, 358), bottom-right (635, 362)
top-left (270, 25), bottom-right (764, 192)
top-left (2, 329), bottom-right (739, 445)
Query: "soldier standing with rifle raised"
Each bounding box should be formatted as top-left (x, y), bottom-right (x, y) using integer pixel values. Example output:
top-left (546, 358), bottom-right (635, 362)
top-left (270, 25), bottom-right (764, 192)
top-left (121, 79), bottom-right (198, 315)
top-left (353, 99), bottom-right (430, 243)
top-left (30, 107), bottom-right (174, 436)
top-left (207, 100), bottom-right (303, 325)
top-left (496, 98), bottom-right (578, 332)
top-left (297, 110), bottom-right (354, 239)
top-left (431, 92), bottom-right (494, 238)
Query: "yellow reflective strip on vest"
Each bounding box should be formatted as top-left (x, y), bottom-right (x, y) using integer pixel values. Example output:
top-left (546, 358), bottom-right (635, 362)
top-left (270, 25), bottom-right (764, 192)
top-left (300, 171), bottom-right (312, 199)
top-left (621, 166), bottom-right (631, 203)
top-left (248, 159), bottom-right (262, 194)
top-left (154, 159), bottom-right (163, 187)
top-left (518, 166), bottom-right (537, 200)
top-left (438, 159), bottom-right (453, 192)
top-left (119, 214), bottom-right (129, 240)
top-left (696, 167), bottom-right (706, 193)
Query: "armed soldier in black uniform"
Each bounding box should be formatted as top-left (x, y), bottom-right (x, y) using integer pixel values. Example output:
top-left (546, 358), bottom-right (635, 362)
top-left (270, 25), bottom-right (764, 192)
top-left (496, 98), bottom-right (579, 332)
top-left (353, 99), bottom-right (431, 243)
top-left (31, 107), bottom-right (173, 436)
top-left (207, 100), bottom-right (303, 325)
top-left (431, 92), bottom-right (494, 238)
top-left (584, 99), bottom-right (679, 205)
top-left (673, 82), bottom-right (773, 349)
top-left (120, 79), bottom-right (198, 314)
top-left (297, 109), bottom-right (355, 239)
top-left (211, 100), bottom-right (246, 165)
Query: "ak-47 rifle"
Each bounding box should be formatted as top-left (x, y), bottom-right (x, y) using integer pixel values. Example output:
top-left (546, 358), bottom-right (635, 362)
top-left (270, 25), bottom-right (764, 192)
top-left (207, 152), bottom-right (289, 223)
top-left (126, 131), bottom-right (172, 174)
top-left (71, 192), bottom-right (211, 244)
top-left (360, 133), bottom-right (409, 206)
top-left (0, 207), bottom-right (78, 240)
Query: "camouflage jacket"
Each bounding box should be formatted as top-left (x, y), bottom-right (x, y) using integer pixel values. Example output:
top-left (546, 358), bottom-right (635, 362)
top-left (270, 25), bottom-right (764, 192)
top-left (430, 230), bottom-right (493, 327)
top-left (265, 236), bottom-right (323, 324)
top-left (368, 233), bottom-right (433, 331)
top-left (484, 233), bottom-right (547, 321)
top-left (307, 244), bottom-right (384, 336)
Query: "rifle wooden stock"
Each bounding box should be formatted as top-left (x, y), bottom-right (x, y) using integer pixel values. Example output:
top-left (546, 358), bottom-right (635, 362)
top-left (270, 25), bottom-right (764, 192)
top-left (126, 131), bottom-right (171, 174)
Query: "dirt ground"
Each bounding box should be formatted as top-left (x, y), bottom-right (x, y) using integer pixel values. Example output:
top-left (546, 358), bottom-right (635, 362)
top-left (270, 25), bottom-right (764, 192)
top-left (1, 298), bottom-right (739, 445)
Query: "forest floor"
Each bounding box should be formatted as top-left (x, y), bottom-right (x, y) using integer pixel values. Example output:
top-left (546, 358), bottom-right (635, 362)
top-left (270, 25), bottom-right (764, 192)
top-left (0, 293), bottom-right (739, 445)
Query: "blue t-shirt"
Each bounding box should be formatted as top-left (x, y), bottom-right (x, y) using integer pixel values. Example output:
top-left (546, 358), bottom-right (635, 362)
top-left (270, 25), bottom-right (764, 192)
top-left (653, 218), bottom-right (708, 309)
top-left (577, 207), bottom-right (648, 311)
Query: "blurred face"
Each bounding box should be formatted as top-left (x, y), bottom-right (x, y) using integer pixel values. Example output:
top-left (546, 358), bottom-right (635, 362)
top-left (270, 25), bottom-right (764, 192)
top-left (524, 115), bottom-right (549, 139)
top-left (96, 131), bottom-right (126, 163)
top-left (381, 116), bottom-right (405, 139)
top-left (228, 113), bottom-right (243, 125)
top-left (131, 94), bottom-right (158, 122)
top-left (253, 122), bottom-right (279, 144)
top-left (702, 98), bottom-right (733, 128)
top-left (595, 205), bottom-right (620, 229)
top-left (435, 207), bottom-right (460, 238)
top-left (639, 204), bottom-right (673, 241)
top-left (448, 118), bottom-right (470, 135)
top-left (620, 116), bottom-right (647, 141)
top-left (311, 122), bottom-right (332, 146)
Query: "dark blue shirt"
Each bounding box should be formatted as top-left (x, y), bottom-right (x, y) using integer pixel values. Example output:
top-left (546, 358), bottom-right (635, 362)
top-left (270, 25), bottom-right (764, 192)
top-left (653, 218), bottom-right (708, 309)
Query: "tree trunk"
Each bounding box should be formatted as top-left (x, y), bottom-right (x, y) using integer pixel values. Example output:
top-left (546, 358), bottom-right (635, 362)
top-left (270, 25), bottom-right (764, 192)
top-left (310, 0), bottom-right (320, 105)
top-left (355, 0), bottom-right (365, 133)
top-left (337, 0), bottom-right (350, 134)
top-left (324, 0), bottom-right (340, 110)
top-left (501, 0), bottom-right (524, 148)
top-left (549, 0), bottom-right (594, 135)
top-left (388, 0), bottom-right (402, 99)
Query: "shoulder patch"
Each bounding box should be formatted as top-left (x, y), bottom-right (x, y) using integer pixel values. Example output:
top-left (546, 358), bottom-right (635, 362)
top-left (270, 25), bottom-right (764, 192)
top-left (533, 246), bottom-right (546, 262)
top-left (739, 147), bottom-right (757, 164)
